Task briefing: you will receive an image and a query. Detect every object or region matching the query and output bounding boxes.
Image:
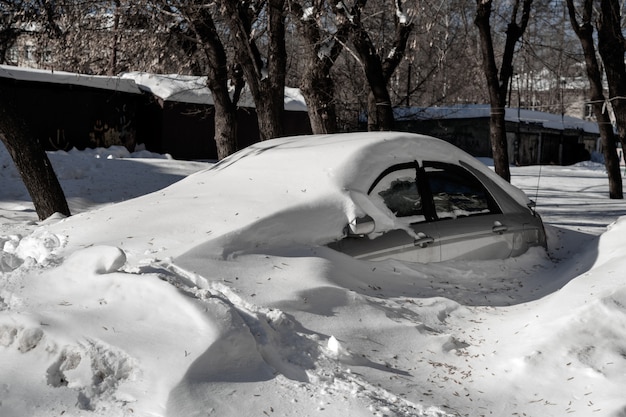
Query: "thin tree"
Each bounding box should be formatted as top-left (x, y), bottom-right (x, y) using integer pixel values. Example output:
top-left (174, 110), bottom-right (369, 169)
top-left (175, 1), bottom-right (241, 159)
top-left (475, 0), bottom-right (532, 182)
top-left (597, 0), bottom-right (626, 154)
top-left (288, 0), bottom-right (349, 134)
top-left (108, 0), bottom-right (122, 75)
top-left (397, 0), bottom-right (481, 108)
top-left (217, 0), bottom-right (287, 141)
top-left (332, 0), bottom-right (414, 131)
top-left (566, 0), bottom-right (622, 199)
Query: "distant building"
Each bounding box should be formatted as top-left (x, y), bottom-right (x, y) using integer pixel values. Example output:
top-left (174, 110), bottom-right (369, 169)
top-left (0, 64), bottom-right (142, 152)
top-left (509, 66), bottom-right (591, 122)
top-left (392, 105), bottom-right (601, 166)
top-left (0, 65), bottom-right (311, 160)
top-left (5, 36), bottom-right (45, 69)
top-left (121, 72), bottom-right (311, 160)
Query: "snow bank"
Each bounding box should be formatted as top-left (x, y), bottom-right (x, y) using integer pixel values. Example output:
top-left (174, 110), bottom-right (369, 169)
top-left (2, 137), bottom-right (626, 416)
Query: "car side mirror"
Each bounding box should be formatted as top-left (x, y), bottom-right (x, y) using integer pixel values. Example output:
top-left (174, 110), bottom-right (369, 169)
top-left (347, 215), bottom-right (375, 236)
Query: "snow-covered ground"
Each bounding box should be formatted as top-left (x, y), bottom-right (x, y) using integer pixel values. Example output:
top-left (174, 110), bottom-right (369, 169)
top-left (1, 141), bottom-right (626, 417)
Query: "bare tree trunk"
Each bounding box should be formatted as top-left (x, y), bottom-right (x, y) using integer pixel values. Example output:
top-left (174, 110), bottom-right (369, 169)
top-left (301, 70), bottom-right (339, 134)
top-left (218, 0), bottom-right (286, 141)
top-left (333, 0), bottom-right (413, 132)
top-left (475, 0), bottom-right (532, 182)
top-left (185, 2), bottom-right (238, 159)
top-left (366, 89), bottom-right (394, 131)
top-left (289, 1), bottom-right (349, 134)
top-left (211, 87), bottom-right (238, 160)
top-left (262, 0), bottom-right (287, 139)
top-left (597, 0), bottom-right (626, 154)
top-left (0, 1), bottom-right (70, 220)
top-left (566, 0), bottom-right (622, 199)
top-left (0, 93), bottom-right (71, 220)
top-left (348, 7), bottom-right (397, 132)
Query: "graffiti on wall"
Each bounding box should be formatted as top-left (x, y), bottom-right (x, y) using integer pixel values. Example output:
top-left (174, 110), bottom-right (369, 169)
top-left (89, 104), bottom-right (136, 151)
top-left (48, 129), bottom-right (71, 151)
top-left (46, 105), bottom-right (136, 152)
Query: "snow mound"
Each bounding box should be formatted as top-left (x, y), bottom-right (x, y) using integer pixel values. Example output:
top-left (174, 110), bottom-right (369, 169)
top-left (1, 231), bottom-right (63, 271)
top-left (2, 136), bottom-right (626, 417)
top-left (63, 246), bottom-right (127, 275)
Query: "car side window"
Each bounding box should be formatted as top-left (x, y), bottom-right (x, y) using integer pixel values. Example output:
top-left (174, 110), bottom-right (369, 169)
top-left (369, 166), bottom-right (426, 223)
top-left (423, 162), bottom-right (500, 219)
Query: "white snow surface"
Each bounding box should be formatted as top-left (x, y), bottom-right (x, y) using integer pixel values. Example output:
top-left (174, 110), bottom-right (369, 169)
top-left (121, 72), bottom-right (308, 112)
top-left (1, 137), bottom-right (626, 417)
top-left (0, 64), bottom-right (142, 94)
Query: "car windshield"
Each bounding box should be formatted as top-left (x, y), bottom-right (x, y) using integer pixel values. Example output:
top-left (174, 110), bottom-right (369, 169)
top-left (424, 162), bottom-right (493, 219)
top-left (369, 167), bottom-right (426, 223)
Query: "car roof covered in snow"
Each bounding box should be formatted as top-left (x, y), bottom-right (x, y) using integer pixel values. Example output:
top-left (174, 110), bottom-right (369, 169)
top-left (209, 131), bottom-right (531, 207)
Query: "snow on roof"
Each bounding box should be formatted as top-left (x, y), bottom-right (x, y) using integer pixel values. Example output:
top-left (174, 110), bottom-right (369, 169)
top-left (0, 64), bottom-right (142, 94)
top-left (394, 104), bottom-right (600, 135)
top-left (0, 65), bottom-right (307, 112)
top-left (121, 72), bottom-right (210, 105)
top-left (121, 71), bottom-right (308, 112)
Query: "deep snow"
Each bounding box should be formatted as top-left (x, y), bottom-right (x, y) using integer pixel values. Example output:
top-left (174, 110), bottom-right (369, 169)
top-left (1, 140), bottom-right (626, 417)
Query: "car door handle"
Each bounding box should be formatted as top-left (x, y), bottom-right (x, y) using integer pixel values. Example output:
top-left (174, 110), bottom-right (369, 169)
top-left (492, 223), bottom-right (508, 234)
top-left (414, 234), bottom-right (435, 248)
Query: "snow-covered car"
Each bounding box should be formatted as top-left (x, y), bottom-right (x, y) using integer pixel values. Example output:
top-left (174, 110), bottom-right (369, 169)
top-left (196, 131), bottom-right (546, 263)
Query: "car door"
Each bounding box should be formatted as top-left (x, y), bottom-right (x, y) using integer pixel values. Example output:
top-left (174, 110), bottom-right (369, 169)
top-left (333, 162), bottom-right (441, 262)
top-left (421, 161), bottom-right (522, 261)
